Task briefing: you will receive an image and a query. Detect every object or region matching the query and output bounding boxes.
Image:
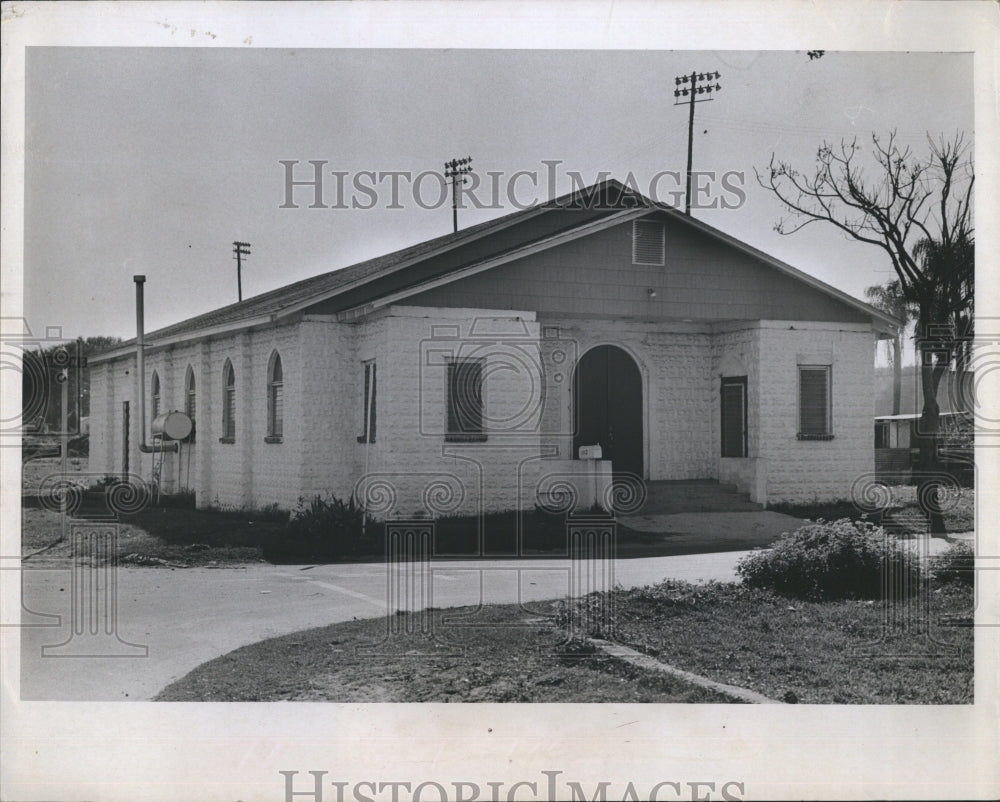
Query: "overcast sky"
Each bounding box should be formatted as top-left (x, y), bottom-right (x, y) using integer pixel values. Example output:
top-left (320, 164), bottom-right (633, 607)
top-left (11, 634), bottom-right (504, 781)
top-left (24, 48), bottom-right (973, 340)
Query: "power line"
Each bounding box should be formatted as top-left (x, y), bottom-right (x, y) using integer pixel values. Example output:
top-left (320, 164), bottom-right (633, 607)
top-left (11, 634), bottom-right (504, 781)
top-left (674, 70), bottom-right (722, 215)
top-left (232, 241), bottom-right (250, 302)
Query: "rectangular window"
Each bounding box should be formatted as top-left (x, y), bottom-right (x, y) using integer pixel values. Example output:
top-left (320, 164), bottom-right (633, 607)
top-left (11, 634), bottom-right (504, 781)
top-left (632, 219), bottom-right (665, 266)
top-left (358, 361), bottom-right (377, 443)
top-left (798, 366), bottom-right (832, 440)
top-left (720, 376), bottom-right (748, 457)
top-left (446, 358), bottom-right (486, 442)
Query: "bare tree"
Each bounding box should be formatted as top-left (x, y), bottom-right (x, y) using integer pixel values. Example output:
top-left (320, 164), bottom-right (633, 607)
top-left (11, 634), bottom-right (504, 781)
top-left (757, 132), bottom-right (974, 533)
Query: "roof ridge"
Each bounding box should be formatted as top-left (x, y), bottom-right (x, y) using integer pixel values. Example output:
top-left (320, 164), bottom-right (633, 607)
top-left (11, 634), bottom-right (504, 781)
top-left (95, 175), bottom-right (893, 356)
top-left (134, 177), bottom-right (639, 342)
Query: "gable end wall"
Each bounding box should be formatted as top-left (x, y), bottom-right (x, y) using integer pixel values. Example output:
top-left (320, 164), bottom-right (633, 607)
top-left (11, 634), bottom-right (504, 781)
top-left (403, 216), bottom-right (872, 323)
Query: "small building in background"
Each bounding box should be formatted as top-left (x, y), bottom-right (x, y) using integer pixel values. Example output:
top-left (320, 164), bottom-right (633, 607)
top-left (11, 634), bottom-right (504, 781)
top-left (874, 410), bottom-right (974, 486)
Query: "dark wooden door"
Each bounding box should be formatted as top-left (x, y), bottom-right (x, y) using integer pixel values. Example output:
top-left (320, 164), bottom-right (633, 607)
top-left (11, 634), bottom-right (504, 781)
top-left (573, 345), bottom-right (643, 476)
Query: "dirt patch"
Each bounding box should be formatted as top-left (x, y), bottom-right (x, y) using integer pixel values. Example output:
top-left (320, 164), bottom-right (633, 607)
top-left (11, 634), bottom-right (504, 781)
top-left (155, 601), bottom-right (733, 703)
top-left (21, 505), bottom-right (267, 567)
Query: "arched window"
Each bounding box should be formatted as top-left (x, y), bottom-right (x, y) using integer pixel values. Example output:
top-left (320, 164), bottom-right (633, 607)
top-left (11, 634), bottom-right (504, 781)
top-left (221, 359), bottom-right (236, 442)
top-left (150, 371), bottom-right (161, 423)
top-left (266, 351), bottom-right (283, 441)
top-left (184, 365), bottom-right (196, 442)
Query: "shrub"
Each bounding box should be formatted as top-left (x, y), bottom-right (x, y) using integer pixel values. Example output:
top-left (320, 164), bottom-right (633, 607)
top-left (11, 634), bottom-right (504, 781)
top-left (736, 518), bottom-right (922, 600)
top-left (524, 505), bottom-right (572, 550)
top-left (254, 502), bottom-right (290, 524)
top-left (288, 493), bottom-right (365, 539)
top-left (263, 494), bottom-right (378, 563)
top-left (429, 506), bottom-right (570, 555)
top-left (930, 541), bottom-right (974, 587)
top-left (630, 579), bottom-right (739, 609)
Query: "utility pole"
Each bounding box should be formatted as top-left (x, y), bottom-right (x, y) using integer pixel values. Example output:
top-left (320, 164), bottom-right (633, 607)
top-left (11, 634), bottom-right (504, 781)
top-left (232, 241), bottom-right (250, 302)
top-left (674, 70), bottom-right (721, 215)
top-left (444, 156), bottom-right (473, 233)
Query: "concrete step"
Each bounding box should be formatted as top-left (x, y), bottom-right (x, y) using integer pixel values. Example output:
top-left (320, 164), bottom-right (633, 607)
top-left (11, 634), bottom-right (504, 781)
top-left (633, 480), bottom-right (763, 515)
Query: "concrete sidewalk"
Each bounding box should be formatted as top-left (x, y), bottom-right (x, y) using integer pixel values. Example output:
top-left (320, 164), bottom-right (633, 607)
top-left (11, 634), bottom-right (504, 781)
top-left (15, 550), bottom-right (750, 701)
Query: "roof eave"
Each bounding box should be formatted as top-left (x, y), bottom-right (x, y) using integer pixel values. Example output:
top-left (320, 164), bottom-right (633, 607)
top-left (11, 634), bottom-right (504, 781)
top-left (87, 314), bottom-right (277, 364)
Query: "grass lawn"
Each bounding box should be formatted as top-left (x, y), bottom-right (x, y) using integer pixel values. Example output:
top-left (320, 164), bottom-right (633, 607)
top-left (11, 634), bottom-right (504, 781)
top-left (770, 484), bottom-right (975, 534)
top-left (607, 580), bottom-right (973, 704)
top-left (156, 580), bottom-right (973, 704)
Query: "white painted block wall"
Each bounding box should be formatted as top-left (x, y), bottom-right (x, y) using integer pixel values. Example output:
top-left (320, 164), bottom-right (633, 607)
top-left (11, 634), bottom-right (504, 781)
top-left (757, 322), bottom-right (876, 503)
top-left (359, 306), bottom-right (546, 517)
top-left (88, 312), bottom-right (877, 515)
top-left (89, 321), bottom-right (306, 511)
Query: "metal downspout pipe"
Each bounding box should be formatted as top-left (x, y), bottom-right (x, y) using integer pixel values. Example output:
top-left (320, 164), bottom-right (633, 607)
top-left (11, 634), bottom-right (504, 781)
top-left (134, 275), bottom-right (178, 454)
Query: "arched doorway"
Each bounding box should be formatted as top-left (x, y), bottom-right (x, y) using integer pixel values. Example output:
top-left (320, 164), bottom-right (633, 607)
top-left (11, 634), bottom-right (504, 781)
top-left (573, 345), bottom-right (643, 477)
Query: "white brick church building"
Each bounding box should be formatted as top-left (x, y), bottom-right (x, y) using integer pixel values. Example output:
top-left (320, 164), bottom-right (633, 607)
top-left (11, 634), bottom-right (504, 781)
top-left (88, 180), bottom-right (897, 517)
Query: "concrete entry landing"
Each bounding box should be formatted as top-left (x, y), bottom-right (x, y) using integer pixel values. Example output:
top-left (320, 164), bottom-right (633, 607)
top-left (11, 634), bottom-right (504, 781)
top-left (638, 480), bottom-right (763, 515)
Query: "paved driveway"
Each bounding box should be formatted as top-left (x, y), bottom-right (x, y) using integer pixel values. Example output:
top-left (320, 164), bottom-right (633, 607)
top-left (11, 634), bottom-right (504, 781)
top-left (16, 551), bottom-right (749, 701)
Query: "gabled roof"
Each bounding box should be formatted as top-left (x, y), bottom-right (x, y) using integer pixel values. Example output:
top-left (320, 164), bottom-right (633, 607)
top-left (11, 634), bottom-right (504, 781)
top-left (92, 178), bottom-right (900, 362)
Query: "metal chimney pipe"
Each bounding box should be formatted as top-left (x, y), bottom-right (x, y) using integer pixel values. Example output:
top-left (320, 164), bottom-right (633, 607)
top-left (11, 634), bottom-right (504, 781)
top-left (134, 275), bottom-right (177, 454)
top-left (135, 275), bottom-right (146, 442)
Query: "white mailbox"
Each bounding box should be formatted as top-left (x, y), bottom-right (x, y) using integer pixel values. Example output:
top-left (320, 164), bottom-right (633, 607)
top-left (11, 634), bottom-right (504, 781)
top-left (578, 444), bottom-right (603, 460)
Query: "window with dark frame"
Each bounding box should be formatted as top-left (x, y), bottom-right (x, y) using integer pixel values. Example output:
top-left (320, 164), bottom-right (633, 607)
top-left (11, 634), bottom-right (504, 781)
top-left (446, 357), bottom-right (486, 442)
top-left (720, 376), bottom-right (748, 458)
top-left (798, 365), bottom-right (833, 440)
top-left (266, 351), bottom-right (283, 441)
top-left (358, 361), bottom-right (377, 444)
top-left (221, 359), bottom-right (236, 442)
top-left (184, 365), bottom-right (196, 442)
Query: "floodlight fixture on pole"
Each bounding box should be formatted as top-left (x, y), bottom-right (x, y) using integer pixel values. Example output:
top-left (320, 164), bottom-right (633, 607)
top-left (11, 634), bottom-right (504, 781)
top-left (673, 70), bottom-right (722, 215)
top-left (233, 241), bottom-right (251, 302)
top-left (444, 156), bottom-right (473, 233)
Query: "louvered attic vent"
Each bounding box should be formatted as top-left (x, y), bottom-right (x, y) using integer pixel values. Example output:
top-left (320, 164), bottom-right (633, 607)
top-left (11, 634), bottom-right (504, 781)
top-left (632, 219), bottom-right (665, 265)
